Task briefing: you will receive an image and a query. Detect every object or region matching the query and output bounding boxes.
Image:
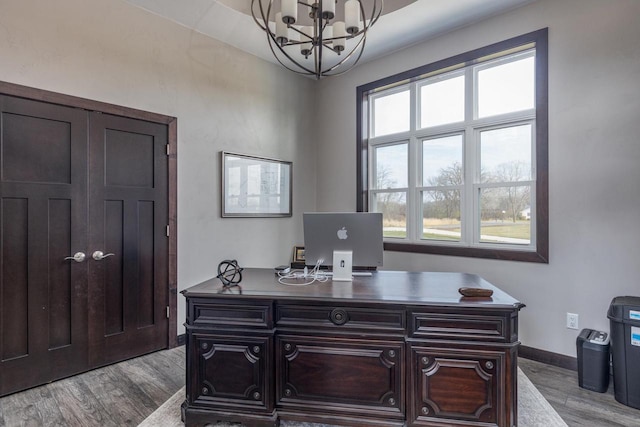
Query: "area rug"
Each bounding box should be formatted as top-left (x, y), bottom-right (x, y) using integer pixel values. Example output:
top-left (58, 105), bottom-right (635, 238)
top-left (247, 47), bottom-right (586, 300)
top-left (139, 368), bottom-right (567, 427)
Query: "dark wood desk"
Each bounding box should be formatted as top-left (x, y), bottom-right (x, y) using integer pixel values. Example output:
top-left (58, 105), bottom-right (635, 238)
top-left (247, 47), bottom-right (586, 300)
top-left (181, 269), bottom-right (524, 427)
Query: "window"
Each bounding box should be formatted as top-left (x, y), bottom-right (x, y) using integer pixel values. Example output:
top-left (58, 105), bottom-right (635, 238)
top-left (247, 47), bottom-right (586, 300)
top-left (357, 29), bottom-right (548, 262)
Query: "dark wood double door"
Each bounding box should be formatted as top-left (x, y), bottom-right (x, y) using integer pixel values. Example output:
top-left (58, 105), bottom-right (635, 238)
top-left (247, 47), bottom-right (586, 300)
top-left (0, 94), bottom-right (169, 396)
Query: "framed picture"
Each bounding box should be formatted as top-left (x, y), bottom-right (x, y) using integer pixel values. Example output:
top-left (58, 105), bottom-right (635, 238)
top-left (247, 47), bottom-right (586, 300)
top-left (293, 246), bottom-right (305, 263)
top-left (221, 152), bottom-right (292, 217)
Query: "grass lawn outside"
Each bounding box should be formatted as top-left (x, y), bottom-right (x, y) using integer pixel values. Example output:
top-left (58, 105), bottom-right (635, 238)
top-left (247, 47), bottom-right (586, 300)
top-left (384, 230), bottom-right (407, 238)
top-left (384, 221), bottom-right (530, 241)
top-left (480, 222), bottom-right (530, 240)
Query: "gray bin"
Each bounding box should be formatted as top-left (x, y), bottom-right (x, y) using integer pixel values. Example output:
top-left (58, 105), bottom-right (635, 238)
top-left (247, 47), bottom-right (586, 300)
top-left (576, 329), bottom-right (610, 393)
top-left (607, 296), bottom-right (640, 409)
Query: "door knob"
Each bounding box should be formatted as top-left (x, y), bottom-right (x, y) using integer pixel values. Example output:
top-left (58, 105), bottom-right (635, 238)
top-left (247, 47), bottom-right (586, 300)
top-left (64, 252), bottom-right (86, 262)
top-left (92, 251), bottom-right (115, 261)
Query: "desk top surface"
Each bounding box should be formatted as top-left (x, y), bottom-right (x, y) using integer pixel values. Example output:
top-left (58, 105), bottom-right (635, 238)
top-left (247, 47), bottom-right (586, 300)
top-left (183, 268), bottom-right (523, 310)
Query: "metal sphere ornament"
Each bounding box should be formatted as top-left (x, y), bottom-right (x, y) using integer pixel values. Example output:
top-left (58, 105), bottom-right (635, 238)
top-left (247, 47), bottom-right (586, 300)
top-left (216, 259), bottom-right (244, 289)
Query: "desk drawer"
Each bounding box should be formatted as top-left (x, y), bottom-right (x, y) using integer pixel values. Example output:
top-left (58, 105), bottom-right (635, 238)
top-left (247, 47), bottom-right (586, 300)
top-left (276, 335), bottom-right (404, 418)
top-left (189, 299), bottom-right (272, 329)
top-left (277, 304), bottom-right (405, 333)
top-left (410, 311), bottom-right (508, 342)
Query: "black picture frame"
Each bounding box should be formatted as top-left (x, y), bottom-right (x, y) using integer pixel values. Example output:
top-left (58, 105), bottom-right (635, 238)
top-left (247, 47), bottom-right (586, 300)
top-left (221, 151), bottom-right (293, 217)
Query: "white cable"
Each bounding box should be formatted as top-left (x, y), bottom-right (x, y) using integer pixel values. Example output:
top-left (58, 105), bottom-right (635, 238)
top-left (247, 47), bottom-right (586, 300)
top-left (278, 259), bottom-right (329, 286)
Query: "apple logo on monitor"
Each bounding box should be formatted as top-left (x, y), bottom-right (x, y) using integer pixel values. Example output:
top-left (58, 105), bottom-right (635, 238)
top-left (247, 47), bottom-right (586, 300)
top-left (337, 227), bottom-right (348, 240)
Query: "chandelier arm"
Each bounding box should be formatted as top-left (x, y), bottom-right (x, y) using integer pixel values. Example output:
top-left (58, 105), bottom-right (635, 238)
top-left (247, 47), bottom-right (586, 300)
top-left (283, 40), bottom-right (306, 47)
top-left (319, 0), bottom-right (376, 76)
top-left (257, 0), bottom-right (316, 75)
top-left (368, 0), bottom-right (384, 27)
top-left (321, 16), bottom-right (371, 76)
top-left (307, 42), bottom-right (318, 59)
top-left (270, 46), bottom-right (316, 76)
top-left (267, 33), bottom-right (318, 75)
top-left (265, 0), bottom-right (275, 35)
top-left (323, 47), bottom-right (365, 76)
top-left (315, 2), bottom-right (324, 80)
top-left (322, 35), bottom-right (366, 76)
top-left (289, 25), bottom-right (313, 41)
top-left (329, 26), bottom-right (367, 64)
top-left (348, 0), bottom-right (383, 39)
top-left (315, 45), bottom-right (321, 79)
top-left (250, 0), bottom-right (269, 32)
top-left (317, 0), bottom-right (377, 75)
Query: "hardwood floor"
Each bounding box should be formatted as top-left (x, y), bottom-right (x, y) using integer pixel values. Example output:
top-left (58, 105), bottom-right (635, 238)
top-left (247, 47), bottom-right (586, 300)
top-left (1, 348), bottom-right (638, 426)
top-left (0, 347), bottom-right (185, 426)
top-left (519, 357), bottom-right (640, 427)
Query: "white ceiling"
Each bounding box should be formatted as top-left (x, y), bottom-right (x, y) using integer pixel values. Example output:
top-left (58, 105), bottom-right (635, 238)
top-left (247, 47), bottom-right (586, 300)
top-left (123, 0), bottom-right (536, 67)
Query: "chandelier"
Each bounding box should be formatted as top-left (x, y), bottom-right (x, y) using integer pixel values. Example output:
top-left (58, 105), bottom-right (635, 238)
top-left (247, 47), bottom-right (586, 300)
top-left (251, 0), bottom-right (383, 79)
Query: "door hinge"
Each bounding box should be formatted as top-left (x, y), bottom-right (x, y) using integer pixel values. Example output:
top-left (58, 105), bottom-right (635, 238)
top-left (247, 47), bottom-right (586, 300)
top-left (166, 306), bottom-right (170, 319)
top-left (166, 144), bottom-right (170, 156)
top-left (166, 225), bottom-right (170, 237)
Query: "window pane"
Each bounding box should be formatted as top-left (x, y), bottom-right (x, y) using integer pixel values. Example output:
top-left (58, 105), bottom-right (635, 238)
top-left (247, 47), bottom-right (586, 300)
top-left (373, 90), bottom-right (410, 137)
top-left (375, 143), bottom-right (408, 189)
top-left (372, 192), bottom-right (407, 238)
top-left (423, 135), bottom-right (463, 186)
top-left (420, 75), bottom-right (464, 128)
top-left (477, 55), bottom-right (534, 118)
top-left (422, 190), bottom-right (461, 241)
top-left (479, 186), bottom-right (531, 245)
top-left (480, 125), bottom-right (532, 183)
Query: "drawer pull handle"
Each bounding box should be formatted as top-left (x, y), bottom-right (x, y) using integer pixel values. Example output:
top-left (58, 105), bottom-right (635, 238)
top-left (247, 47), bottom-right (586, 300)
top-left (388, 350), bottom-right (396, 358)
top-left (486, 361), bottom-right (494, 370)
top-left (422, 406), bottom-right (429, 415)
top-left (329, 308), bottom-right (349, 325)
top-left (421, 357), bottom-right (429, 365)
top-left (253, 346), bottom-right (260, 354)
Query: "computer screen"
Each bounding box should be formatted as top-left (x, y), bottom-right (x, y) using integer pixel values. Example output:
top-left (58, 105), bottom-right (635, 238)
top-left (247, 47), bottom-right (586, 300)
top-left (303, 212), bottom-right (383, 268)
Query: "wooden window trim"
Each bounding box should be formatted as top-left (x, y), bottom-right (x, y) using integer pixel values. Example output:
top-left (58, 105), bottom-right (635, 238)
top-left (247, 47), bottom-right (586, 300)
top-left (356, 29), bottom-right (548, 263)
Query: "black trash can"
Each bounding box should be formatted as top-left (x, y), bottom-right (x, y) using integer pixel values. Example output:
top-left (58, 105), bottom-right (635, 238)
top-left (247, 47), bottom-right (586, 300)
top-left (607, 296), bottom-right (640, 409)
top-left (576, 329), bottom-right (610, 392)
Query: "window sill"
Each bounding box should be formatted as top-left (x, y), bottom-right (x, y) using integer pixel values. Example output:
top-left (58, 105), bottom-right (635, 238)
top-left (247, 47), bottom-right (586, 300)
top-left (384, 241), bottom-right (548, 263)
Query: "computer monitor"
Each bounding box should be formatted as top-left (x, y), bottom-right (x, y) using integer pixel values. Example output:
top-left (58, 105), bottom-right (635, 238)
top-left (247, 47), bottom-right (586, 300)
top-left (303, 212), bottom-right (384, 269)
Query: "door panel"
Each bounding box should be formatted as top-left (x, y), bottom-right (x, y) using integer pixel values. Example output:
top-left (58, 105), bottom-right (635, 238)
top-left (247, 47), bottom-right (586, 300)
top-left (1, 112), bottom-right (72, 184)
top-left (48, 198), bottom-right (73, 349)
top-left (0, 95), bottom-right (88, 396)
top-left (104, 199), bottom-right (125, 336)
top-left (137, 200), bottom-right (155, 328)
top-left (1, 197), bottom-right (29, 361)
top-left (88, 113), bottom-right (168, 367)
top-left (104, 129), bottom-right (155, 188)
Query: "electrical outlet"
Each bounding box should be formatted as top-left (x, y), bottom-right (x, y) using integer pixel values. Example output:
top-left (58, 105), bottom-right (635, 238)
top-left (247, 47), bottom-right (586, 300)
top-left (567, 312), bottom-right (579, 330)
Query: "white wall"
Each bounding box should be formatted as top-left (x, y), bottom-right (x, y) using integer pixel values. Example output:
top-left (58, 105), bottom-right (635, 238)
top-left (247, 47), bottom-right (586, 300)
top-left (1, 0), bottom-right (638, 357)
top-left (315, 0), bottom-right (640, 356)
top-left (0, 0), bottom-right (317, 335)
